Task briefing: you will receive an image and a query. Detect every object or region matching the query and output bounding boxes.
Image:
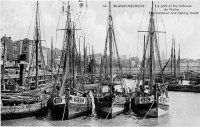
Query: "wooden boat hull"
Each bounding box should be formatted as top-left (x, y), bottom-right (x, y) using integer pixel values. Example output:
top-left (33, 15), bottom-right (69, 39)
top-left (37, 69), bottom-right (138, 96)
top-left (50, 95), bottom-right (92, 120)
top-left (1, 102), bottom-right (46, 120)
top-left (131, 95), bottom-right (169, 118)
top-left (94, 95), bottom-right (130, 119)
top-left (168, 84), bottom-right (200, 93)
top-left (1, 83), bottom-right (53, 120)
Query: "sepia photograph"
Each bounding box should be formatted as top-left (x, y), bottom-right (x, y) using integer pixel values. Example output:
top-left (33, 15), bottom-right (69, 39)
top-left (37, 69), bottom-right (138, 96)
top-left (1, 0), bottom-right (200, 126)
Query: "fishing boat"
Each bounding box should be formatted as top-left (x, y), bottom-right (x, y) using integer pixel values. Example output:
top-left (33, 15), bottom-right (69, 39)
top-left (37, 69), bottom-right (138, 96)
top-left (1, 81), bottom-right (52, 119)
top-left (1, 90), bottom-right (49, 120)
top-left (49, 2), bottom-right (92, 120)
top-left (165, 38), bottom-right (179, 84)
top-left (1, 1), bottom-right (52, 120)
top-left (131, 1), bottom-right (169, 118)
top-left (77, 37), bottom-right (100, 92)
top-left (83, 43), bottom-right (99, 87)
top-left (94, 1), bottom-right (130, 119)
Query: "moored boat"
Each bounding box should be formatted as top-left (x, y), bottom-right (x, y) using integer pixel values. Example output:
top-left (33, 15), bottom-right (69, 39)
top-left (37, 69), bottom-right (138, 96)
top-left (95, 91), bottom-right (130, 118)
top-left (49, 2), bottom-right (92, 120)
top-left (94, 1), bottom-right (130, 119)
top-left (131, 1), bottom-right (169, 118)
top-left (1, 1), bottom-right (52, 120)
top-left (50, 91), bottom-right (92, 119)
top-left (131, 83), bottom-right (169, 118)
top-left (168, 83), bottom-right (200, 93)
top-left (1, 93), bottom-right (48, 120)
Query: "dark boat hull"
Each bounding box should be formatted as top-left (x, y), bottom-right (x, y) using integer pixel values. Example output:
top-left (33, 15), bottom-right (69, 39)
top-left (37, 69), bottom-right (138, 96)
top-left (131, 95), bottom-right (169, 118)
top-left (94, 95), bottom-right (130, 119)
top-left (50, 95), bottom-right (92, 120)
top-left (168, 84), bottom-right (200, 93)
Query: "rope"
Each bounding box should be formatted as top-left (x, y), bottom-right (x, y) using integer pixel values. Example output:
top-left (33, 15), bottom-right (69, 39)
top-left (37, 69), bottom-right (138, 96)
top-left (143, 100), bottom-right (155, 119)
top-left (39, 7), bottom-right (47, 48)
top-left (71, 2), bottom-right (76, 23)
top-left (165, 33), bottom-right (167, 59)
top-left (158, 1), bottom-right (166, 32)
top-left (27, 5), bottom-right (36, 38)
top-left (62, 96), bottom-right (67, 121)
top-left (157, 1), bottom-right (167, 59)
top-left (138, 1), bottom-right (148, 31)
top-left (111, 19), bottom-right (122, 73)
top-left (73, 1), bottom-right (81, 22)
top-left (55, 7), bottom-right (62, 49)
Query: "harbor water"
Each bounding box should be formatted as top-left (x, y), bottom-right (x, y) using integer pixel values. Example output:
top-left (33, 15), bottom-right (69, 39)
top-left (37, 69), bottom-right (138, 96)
top-left (1, 79), bottom-right (200, 126)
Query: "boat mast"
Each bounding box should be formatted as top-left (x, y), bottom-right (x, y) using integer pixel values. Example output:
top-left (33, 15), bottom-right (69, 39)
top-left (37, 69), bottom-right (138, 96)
top-left (59, 1), bottom-right (72, 96)
top-left (78, 36), bottom-right (81, 74)
top-left (92, 46), bottom-right (95, 75)
top-left (100, 55), bottom-right (103, 79)
top-left (149, 1), bottom-right (154, 91)
top-left (129, 55), bottom-right (131, 75)
top-left (79, 37), bottom-right (81, 56)
top-left (35, 1), bottom-right (39, 87)
top-left (51, 37), bottom-right (54, 81)
top-left (108, 1), bottom-right (113, 84)
top-left (174, 39), bottom-right (176, 78)
top-left (85, 46), bottom-right (88, 73)
top-left (89, 44), bottom-right (91, 62)
top-left (142, 35), bottom-right (146, 83)
top-left (72, 22), bottom-right (76, 88)
top-left (68, 7), bottom-right (72, 89)
top-left (171, 40), bottom-right (173, 78)
top-left (60, 1), bottom-right (71, 94)
top-left (83, 36), bottom-right (86, 74)
top-left (126, 61), bottom-right (128, 75)
top-left (178, 44), bottom-right (180, 75)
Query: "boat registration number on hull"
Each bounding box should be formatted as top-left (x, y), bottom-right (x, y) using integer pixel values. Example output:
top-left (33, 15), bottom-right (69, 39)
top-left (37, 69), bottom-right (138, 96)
top-left (138, 95), bottom-right (154, 104)
top-left (69, 95), bottom-right (86, 104)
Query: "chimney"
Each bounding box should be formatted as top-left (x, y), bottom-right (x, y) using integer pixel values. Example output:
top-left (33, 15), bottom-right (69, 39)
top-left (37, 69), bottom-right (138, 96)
top-left (19, 54), bottom-right (27, 86)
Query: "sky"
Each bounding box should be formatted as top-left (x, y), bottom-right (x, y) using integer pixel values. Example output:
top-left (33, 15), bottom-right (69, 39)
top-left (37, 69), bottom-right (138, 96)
top-left (1, 0), bottom-right (200, 60)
